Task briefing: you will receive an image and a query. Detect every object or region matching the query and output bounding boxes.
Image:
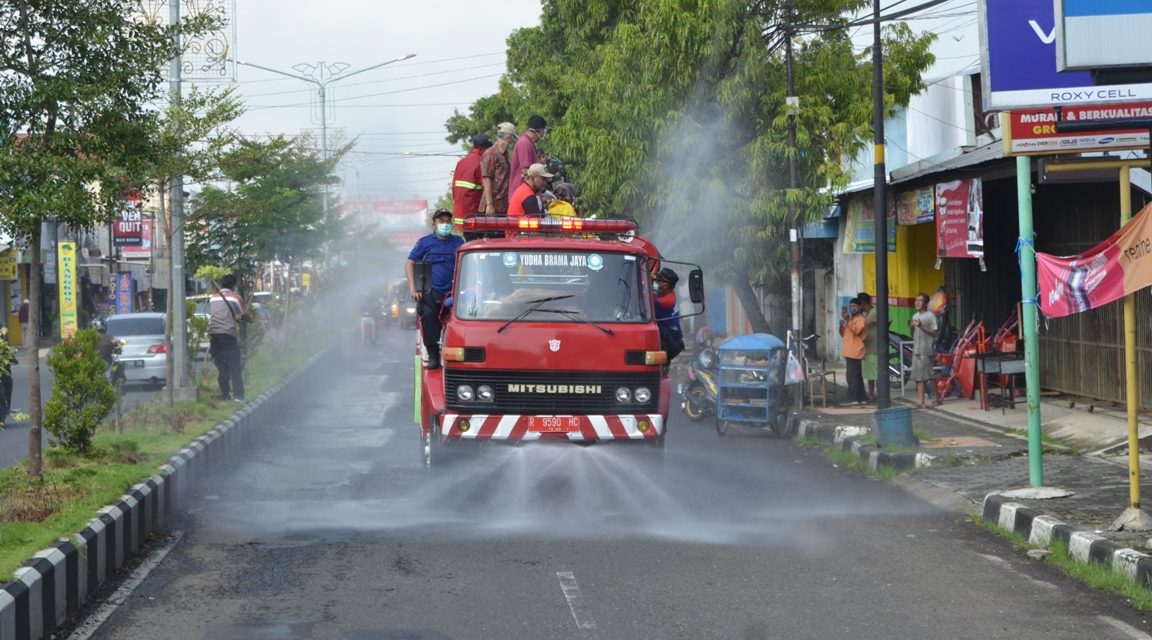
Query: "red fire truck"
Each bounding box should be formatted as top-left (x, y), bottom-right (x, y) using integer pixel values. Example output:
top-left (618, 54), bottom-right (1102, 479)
top-left (412, 216), bottom-right (704, 466)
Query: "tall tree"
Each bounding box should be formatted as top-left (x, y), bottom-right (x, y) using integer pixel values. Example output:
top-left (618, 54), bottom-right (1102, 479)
top-left (0, 0), bottom-right (213, 478)
top-left (447, 0), bottom-right (934, 332)
top-left (186, 135), bottom-right (343, 289)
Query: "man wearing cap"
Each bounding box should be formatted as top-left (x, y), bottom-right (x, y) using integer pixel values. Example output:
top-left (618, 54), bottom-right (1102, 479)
top-left (452, 134), bottom-right (491, 235)
top-left (508, 163), bottom-right (554, 217)
top-left (406, 209), bottom-right (465, 369)
top-left (482, 123), bottom-right (516, 216)
top-left (508, 114), bottom-right (547, 201)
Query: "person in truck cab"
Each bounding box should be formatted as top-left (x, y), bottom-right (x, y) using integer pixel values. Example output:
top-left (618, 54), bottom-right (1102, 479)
top-left (406, 209), bottom-right (464, 369)
top-left (653, 268), bottom-right (685, 363)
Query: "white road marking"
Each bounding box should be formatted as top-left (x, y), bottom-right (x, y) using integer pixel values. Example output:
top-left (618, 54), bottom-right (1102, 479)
top-left (1098, 615), bottom-right (1152, 639)
top-left (977, 553), bottom-right (1056, 590)
top-left (557, 571), bottom-right (597, 629)
top-left (67, 531), bottom-right (185, 640)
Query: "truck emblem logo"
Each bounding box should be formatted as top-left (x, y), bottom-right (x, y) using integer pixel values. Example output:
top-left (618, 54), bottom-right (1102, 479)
top-left (549, 339), bottom-right (561, 352)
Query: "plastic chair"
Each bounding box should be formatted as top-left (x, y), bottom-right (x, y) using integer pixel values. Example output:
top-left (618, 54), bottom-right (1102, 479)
top-left (803, 335), bottom-right (836, 408)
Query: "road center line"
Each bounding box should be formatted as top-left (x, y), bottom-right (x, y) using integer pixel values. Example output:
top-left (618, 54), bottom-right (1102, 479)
top-left (557, 571), bottom-right (597, 629)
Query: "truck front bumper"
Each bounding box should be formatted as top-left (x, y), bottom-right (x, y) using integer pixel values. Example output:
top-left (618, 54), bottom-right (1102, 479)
top-left (439, 413), bottom-right (664, 442)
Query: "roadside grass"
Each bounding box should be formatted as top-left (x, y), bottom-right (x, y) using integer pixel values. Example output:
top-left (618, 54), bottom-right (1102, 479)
top-left (973, 516), bottom-right (1152, 610)
top-left (1003, 427), bottom-right (1078, 454)
top-left (0, 332), bottom-right (329, 580)
top-left (799, 435), bottom-right (900, 480)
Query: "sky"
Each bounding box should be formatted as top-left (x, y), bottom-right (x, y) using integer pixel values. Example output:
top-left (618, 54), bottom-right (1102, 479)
top-left (191, 0), bottom-right (544, 206)
top-left (187, 0), bottom-right (980, 206)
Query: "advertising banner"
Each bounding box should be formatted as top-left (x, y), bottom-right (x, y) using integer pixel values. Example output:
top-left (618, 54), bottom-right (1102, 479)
top-left (841, 197), bottom-right (896, 254)
top-left (1036, 202), bottom-right (1152, 318)
top-left (120, 219), bottom-right (153, 258)
top-left (936, 179), bottom-right (984, 259)
top-left (115, 271), bottom-right (135, 315)
top-left (57, 241), bottom-right (78, 339)
top-left (114, 196), bottom-right (144, 246)
top-left (1002, 103), bottom-right (1152, 155)
top-left (980, 0), bottom-right (1152, 109)
top-left (895, 187), bottom-right (935, 225)
top-left (1056, 0), bottom-right (1152, 70)
top-left (0, 250), bottom-right (16, 281)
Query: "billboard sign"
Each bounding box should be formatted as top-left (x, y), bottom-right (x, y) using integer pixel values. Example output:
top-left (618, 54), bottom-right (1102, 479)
top-left (980, 0), bottom-right (1152, 109)
top-left (1056, 0), bottom-right (1152, 71)
top-left (1002, 102), bottom-right (1152, 155)
top-left (114, 196), bottom-right (144, 246)
top-left (120, 219), bottom-right (153, 258)
top-left (58, 242), bottom-right (79, 339)
top-left (936, 179), bottom-right (984, 259)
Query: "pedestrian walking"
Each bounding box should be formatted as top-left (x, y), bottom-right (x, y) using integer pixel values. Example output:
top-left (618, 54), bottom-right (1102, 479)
top-left (452, 133), bottom-right (491, 235)
top-left (208, 274), bottom-right (248, 402)
top-left (508, 114), bottom-right (547, 201)
top-left (910, 292), bottom-right (939, 408)
top-left (405, 209), bottom-right (464, 370)
top-left (839, 298), bottom-right (867, 406)
top-left (481, 122), bottom-right (516, 217)
top-left (857, 292), bottom-right (878, 402)
top-left (18, 298), bottom-right (29, 346)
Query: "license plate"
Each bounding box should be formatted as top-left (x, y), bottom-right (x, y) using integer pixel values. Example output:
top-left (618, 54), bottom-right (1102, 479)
top-left (123, 360), bottom-right (145, 368)
top-left (527, 415), bottom-right (582, 433)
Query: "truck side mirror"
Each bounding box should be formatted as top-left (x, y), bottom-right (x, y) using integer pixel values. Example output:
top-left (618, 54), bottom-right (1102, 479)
top-left (688, 269), bottom-right (704, 304)
top-left (413, 262), bottom-right (433, 295)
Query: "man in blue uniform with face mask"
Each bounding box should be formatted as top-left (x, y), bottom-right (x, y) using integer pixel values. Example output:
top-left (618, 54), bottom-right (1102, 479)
top-left (406, 209), bottom-right (465, 369)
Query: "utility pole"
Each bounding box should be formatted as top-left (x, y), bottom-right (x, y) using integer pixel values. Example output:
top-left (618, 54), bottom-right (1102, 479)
top-left (169, 0), bottom-right (194, 402)
top-left (785, 2), bottom-right (804, 409)
top-left (872, 0), bottom-right (891, 410)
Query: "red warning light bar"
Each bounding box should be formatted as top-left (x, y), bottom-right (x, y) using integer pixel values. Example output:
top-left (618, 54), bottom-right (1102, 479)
top-left (462, 216), bottom-right (637, 234)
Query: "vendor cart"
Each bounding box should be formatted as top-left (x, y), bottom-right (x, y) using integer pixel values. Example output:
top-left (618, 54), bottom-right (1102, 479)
top-left (714, 333), bottom-right (791, 437)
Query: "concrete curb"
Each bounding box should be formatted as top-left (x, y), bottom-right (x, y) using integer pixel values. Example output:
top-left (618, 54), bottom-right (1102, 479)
top-left (0, 348), bottom-right (332, 640)
top-left (981, 493), bottom-right (1152, 588)
top-left (792, 414), bottom-right (1015, 472)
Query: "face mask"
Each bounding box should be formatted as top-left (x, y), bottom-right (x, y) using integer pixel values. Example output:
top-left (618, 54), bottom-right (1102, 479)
top-left (436, 223), bottom-right (453, 236)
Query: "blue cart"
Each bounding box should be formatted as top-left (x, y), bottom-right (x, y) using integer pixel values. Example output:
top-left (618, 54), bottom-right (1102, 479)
top-left (714, 333), bottom-right (791, 437)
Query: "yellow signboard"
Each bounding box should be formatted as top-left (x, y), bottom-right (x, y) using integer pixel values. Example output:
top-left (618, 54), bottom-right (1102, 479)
top-left (301, 272), bottom-right (312, 289)
top-left (0, 251), bottom-right (15, 281)
top-left (58, 242), bottom-right (78, 339)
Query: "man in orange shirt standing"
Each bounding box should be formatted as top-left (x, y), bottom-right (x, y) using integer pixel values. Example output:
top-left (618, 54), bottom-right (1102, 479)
top-left (508, 163), bottom-right (554, 217)
top-left (839, 297), bottom-right (867, 406)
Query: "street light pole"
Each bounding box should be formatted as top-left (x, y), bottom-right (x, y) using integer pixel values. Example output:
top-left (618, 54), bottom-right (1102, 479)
top-left (234, 54), bottom-right (415, 226)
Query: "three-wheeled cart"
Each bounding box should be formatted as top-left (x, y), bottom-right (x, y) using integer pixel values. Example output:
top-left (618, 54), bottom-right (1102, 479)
top-left (714, 333), bottom-right (791, 437)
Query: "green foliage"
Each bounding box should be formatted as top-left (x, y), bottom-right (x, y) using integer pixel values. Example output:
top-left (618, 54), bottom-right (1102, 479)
top-left (44, 330), bottom-right (117, 453)
top-left (447, 0), bottom-right (936, 310)
top-left (194, 265), bottom-right (230, 285)
top-left (186, 135), bottom-right (341, 281)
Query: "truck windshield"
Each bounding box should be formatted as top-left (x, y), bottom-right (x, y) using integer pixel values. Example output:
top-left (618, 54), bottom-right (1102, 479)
top-left (454, 250), bottom-right (651, 323)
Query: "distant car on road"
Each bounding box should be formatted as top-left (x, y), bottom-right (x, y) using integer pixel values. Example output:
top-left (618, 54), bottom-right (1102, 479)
top-left (106, 312), bottom-right (167, 387)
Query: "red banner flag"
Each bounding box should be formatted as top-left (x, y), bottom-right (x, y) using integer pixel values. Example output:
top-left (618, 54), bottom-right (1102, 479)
top-left (1036, 203), bottom-right (1152, 318)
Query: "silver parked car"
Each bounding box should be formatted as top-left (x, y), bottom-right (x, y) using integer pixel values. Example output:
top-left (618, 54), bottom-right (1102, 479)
top-left (106, 312), bottom-right (167, 386)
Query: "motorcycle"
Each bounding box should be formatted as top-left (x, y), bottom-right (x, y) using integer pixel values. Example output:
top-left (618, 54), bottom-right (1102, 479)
top-left (680, 346), bottom-right (719, 421)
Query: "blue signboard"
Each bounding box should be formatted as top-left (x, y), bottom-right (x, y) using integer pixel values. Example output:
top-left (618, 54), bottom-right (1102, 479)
top-left (1057, 0), bottom-right (1152, 71)
top-left (980, 0), bottom-right (1152, 109)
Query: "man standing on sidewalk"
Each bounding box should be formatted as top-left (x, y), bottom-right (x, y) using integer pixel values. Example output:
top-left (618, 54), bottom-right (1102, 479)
top-left (209, 274), bottom-right (248, 402)
top-left (839, 298), bottom-right (867, 406)
top-left (910, 292), bottom-right (939, 408)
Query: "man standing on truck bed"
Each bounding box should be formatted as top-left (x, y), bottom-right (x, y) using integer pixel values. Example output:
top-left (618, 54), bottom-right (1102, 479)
top-left (508, 114), bottom-right (547, 200)
top-left (406, 209), bottom-right (464, 370)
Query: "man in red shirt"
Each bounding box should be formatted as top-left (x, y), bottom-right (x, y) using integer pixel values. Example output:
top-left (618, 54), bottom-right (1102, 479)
top-left (508, 114), bottom-right (547, 201)
top-left (508, 163), bottom-right (554, 217)
top-left (452, 134), bottom-right (492, 235)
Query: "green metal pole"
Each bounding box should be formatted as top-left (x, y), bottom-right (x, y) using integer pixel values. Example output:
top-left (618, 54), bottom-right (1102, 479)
top-left (1016, 155), bottom-right (1043, 486)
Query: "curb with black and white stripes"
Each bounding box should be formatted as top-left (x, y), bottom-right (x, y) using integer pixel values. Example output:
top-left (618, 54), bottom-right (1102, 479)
top-left (792, 414), bottom-right (1012, 472)
top-left (0, 349), bottom-right (332, 640)
top-left (982, 493), bottom-right (1152, 588)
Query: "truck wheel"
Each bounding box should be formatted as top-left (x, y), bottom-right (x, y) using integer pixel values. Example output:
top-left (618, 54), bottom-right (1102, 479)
top-left (683, 385), bottom-right (708, 421)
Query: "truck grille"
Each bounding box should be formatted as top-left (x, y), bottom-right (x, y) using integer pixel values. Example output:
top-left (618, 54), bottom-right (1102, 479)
top-left (445, 370), bottom-right (660, 414)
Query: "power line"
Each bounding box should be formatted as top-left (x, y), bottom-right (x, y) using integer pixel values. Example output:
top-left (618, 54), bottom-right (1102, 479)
top-left (244, 74), bottom-right (502, 110)
top-left (242, 62), bottom-right (508, 98)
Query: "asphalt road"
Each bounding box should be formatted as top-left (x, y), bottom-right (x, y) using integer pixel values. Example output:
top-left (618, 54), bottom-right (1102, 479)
top-left (70, 327), bottom-right (1152, 640)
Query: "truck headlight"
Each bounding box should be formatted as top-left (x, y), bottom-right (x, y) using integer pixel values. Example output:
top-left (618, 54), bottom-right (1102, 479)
top-left (615, 387), bottom-right (632, 403)
top-left (634, 387), bottom-right (651, 403)
top-left (477, 385), bottom-right (495, 402)
top-left (457, 385), bottom-right (475, 402)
